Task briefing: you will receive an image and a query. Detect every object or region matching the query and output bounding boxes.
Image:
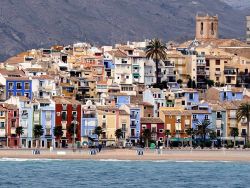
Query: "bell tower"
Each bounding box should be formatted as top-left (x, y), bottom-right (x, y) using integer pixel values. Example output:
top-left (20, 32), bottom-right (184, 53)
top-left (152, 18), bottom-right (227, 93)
top-left (196, 14), bottom-right (218, 40)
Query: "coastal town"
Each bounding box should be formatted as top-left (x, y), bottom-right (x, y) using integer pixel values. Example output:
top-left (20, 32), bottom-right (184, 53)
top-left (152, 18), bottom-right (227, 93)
top-left (0, 14), bottom-right (249, 151)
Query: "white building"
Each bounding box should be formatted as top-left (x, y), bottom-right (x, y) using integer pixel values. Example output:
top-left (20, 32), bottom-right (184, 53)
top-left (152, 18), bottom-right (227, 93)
top-left (32, 75), bottom-right (58, 98)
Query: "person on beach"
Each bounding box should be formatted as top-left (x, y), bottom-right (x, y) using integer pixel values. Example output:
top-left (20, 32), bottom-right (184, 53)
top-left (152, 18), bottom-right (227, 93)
top-left (98, 144), bottom-right (102, 152)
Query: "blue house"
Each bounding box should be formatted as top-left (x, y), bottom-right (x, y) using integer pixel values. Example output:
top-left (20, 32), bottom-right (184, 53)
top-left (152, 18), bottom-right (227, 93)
top-left (34, 99), bottom-right (56, 148)
top-left (206, 86), bottom-right (244, 102)
top-left (182, 88), bottom-right (199, 109)
top-left (129, 106), bottom-right (141, 144)
top-left (209, 103), bottom-right (227, 138)
top-left (81, 101), bottom-right (98, 145)
top-left (190, 102), bottom-right (212, 129)
top-left (6, 77), bottom-right (32, 99)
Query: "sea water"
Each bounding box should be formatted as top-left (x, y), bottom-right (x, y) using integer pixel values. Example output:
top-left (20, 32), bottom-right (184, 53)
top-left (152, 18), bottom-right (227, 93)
top-left (0, 159), bottom-right (249, 188)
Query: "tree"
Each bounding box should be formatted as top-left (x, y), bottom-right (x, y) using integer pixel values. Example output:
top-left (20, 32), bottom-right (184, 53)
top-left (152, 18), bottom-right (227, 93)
top-left (67, 123), bottom-right (78, 136)
top-left (187, 78), bottom-right (192, 88)
top-left (53, 126), bottom-right (63, 148)
top-left (94, 126), bottom-right (103, 140)
top-left (146, 38), bottom-right (167, 84)
top-left (15, 126), bottom-right (24, 148)
top-left (209, 131), bottom-right (217, 148)
top-left (177, 79), bottom-right (183, 87)
top-left (205, 79), bottom-right (215, 87)
top-left (33, 125), bottom-right (44, 148)
top-left (195, 119), bottom-right (212, 148)
top-left (115, 129), bottom-right (123, 141)
top-left (142, 129), bottom-right (151, 147)
top-left (192, 80), bottom-right (196, 89)
top-left (165, 130), bottom-right (171, 148)
top-left (237, 103), bottom-right (250, 142)
top-left (185, 128), bottom-right (195, 148)
top-left (231, 128), bottom-right (239, 148)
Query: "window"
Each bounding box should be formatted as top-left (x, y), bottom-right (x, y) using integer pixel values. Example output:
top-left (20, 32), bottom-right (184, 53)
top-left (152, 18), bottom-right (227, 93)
top-left (216, 77), bottom-right (219, 81)
top-left (0, 111), bottom-right (4, 116)
top-left (16, 82), bottom-right (22, 90)
top-left (24, 82), bottom-right (30, 90)
top-left (57, 112), bottom-right (60, 116)
top-left (126, 76), bottom-right (129, 79)
top-left (205, 115), bottom-right (209, 120)
top-left (189, 93), bottom-right (194, 100)
top-left (62, 111), bottom-right (67, 121)
top-left (16, 92), bottom-right (22, 96)
top-left (46, 111), bottom-right (51, 120)
top-left (159, 129), bottom-right (163, 133)
top-left (0, 122), bottom-right (4, 128)
top-left (103, 115), bottom-right (106, 119)
top-left (216, 68), bottom-right (220, 71)
top-left (193, 115), bottom-right (197, 120)
top-left (14, 111), bottom-right (17, 117)
top-left (242, 129), bottom-right (247, 136)
top-left (182, 101), bottom-right (185, 105)
top-left (72, 111), bottom-right (77, 118)
top-left (216, 129), bottom-right (221, 137)
top-left (158, 94), bottom-right (161, 98)
top-left (8, 82), bottom-right (13, 89)
top-left (216, 60), bottom-right (220, 65)
top-left (216, 112), bottom-right (222, 119)
top-left (24, 93), bottom-right (30, 98)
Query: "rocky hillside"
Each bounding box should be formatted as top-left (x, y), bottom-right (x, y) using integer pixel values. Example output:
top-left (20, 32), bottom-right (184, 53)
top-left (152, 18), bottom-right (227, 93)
top-left (0, 0), bottom-right (248, 61)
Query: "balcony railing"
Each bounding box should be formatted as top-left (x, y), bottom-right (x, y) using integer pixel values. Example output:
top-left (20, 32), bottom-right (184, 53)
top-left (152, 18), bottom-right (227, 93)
top-left (224, 70), bottom-right (236, 75)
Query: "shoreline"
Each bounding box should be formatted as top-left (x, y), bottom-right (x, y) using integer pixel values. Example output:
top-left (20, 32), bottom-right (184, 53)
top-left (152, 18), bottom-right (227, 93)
top-left (1, 149), bottom-right (250, 162)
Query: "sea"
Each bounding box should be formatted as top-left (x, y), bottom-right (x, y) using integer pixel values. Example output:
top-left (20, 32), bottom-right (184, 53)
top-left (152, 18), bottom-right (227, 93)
top-left (0, 158), bottom-right (249, 188)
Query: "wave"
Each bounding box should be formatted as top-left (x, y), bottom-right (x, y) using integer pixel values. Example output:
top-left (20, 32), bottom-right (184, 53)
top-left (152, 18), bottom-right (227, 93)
top-left (98, 159), bottom-right (133, 162)
top-left (0, 158), bottom-right (63, 162)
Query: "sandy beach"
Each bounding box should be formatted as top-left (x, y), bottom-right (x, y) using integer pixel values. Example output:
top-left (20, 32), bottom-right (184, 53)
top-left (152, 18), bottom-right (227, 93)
top-left (1, 148), bottom-right (250, 161)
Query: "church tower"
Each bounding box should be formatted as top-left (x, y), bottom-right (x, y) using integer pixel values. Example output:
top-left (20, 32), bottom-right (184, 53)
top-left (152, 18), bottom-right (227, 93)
top-left (196, 14), bottom-right (218, 40)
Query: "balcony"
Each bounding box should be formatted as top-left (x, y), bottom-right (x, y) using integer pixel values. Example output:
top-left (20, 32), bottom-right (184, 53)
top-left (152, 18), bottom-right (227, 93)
top-left (197, 71), bottom-right (206, 75)
top-left (130, 123), bottom-right (136, 128)
top-left (39, 85), bottom-right (53, 91)
top-left (224, 70), bottom-right (236, 75)
top-left (130, 114), bottom-right (137, 119)
top-left (215, 71), bottom-right (221, 75)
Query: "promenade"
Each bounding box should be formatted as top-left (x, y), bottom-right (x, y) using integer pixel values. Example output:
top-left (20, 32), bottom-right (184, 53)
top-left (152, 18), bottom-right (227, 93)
top-left (1, 148), bottom-right (250, 161)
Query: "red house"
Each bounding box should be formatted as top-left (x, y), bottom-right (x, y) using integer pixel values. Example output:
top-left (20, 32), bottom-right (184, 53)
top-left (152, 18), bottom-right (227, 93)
top-left (3, 104), bottom-right (19, 147)
top-left (53, 97), bottom-right (81, 148)
top-left (140, 117), bottom-right (165, 146)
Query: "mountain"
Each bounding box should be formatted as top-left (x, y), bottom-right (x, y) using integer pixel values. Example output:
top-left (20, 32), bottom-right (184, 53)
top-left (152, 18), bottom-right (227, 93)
top-left (0, 0), bottom-right (248, 61)
top-left (220, 0), bottom-right (250, 10)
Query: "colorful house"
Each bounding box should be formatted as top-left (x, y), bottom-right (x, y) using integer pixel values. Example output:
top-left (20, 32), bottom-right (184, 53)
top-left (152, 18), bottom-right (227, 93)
top-left (33, 98), bottom-right (56, 148)
top-left (140, 117), bottom-right (165, 146)
top-left (159, 107), bottom-right (192, 138)
top-left (5, 77), bottom-right (32, 99)
top-left (54, 97), bottom-right (82, 148)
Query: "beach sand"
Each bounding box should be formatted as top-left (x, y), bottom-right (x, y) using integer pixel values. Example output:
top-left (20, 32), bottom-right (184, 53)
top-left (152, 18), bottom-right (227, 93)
top-left (1, 148), bottom-right (250, 161)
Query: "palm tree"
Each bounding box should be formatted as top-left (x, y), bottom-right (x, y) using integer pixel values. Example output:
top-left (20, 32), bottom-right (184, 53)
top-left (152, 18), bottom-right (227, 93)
top-left (67, 123), bottom-right (78, 146)
top-left (94, 126), bottom-right (103, 141)
top-left (53, 126), bottom-right (63, 148)
top-left (209, 131), bottom-right (217, 148)
top-left (195, 119), bottom-right (212, 148)
top-left (142, 128), bottom-right (151, 147)
top-left (165, 129), bottom-right (171, 148)
top-left (185, 128), bottom-right (195, 148)
top-left (15, 126), bottom-right (24, 148)
top-left (145, 38), bottom-right (167, 84)
top-left (231, 127), bottom-right (239, 148)
top-left (237, 103), bottom-right (250, 142)
top-left (33, 125), bottom-right (44, 148)
top-left (115, 129), bottom-right (123, 141)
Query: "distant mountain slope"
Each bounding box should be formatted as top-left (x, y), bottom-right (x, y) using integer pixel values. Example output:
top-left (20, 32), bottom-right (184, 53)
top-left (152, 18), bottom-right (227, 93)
top-left (220, 0), bottom-right (250, 10)
top-left (0, 0), bottom-right (248, 61)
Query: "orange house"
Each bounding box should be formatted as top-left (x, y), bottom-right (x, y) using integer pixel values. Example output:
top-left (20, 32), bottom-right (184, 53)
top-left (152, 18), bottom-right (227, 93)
top-left (160, 108), bottom-right (192, 138)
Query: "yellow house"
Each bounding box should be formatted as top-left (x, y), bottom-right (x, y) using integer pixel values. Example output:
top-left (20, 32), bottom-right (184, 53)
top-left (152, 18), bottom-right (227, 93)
top-left (97, 106), bottom-right (118, 145)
